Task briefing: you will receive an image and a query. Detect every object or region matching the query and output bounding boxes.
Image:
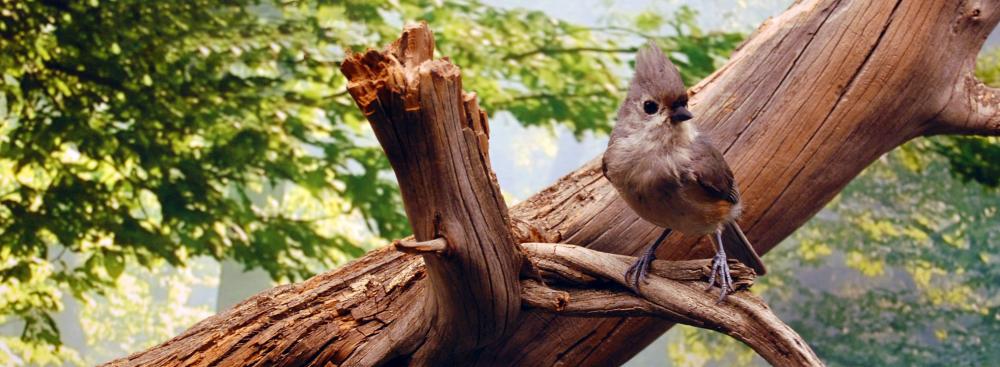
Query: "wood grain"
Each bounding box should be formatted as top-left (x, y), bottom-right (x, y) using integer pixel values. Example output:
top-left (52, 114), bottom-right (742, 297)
top-left (520, 242), bottom-right (821, 367)
top-left (337, 23), bottom-right (523, 365)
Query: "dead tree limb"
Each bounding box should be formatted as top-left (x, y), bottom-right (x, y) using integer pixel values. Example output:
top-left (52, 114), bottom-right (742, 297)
top-left (520, 242), bottom-right (822, 367)
top-left (105, 0), bottom-right (1000, 365)
top-left (336, 24), bottom-right (523, 365)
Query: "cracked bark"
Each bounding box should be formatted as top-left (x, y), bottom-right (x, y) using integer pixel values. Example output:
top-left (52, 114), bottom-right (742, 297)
top-left (104, 0), bottom-right (1000, 366)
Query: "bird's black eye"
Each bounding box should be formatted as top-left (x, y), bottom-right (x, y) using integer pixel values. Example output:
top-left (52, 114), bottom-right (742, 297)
top-left (642, 100), bottom-right (659, 115)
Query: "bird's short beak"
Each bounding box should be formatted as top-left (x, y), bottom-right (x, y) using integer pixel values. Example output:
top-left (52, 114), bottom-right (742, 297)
top-left (670, 107), bottom-right (693, 124)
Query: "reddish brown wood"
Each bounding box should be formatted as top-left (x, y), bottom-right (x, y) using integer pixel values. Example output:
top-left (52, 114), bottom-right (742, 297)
top-left (336, 24), bottom-right (524, 365)
top-left (104, 0), bottom-right (1000, 366)
top-left (519, 242), bottom-right (822, 367)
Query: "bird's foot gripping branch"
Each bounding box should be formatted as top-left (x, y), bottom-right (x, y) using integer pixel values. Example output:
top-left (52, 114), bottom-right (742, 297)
top-left (340, 22), bottom-right (822, 366)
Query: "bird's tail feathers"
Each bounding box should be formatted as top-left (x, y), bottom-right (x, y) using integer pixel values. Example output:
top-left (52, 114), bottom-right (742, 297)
top-left (718, 222), bottom-right (767, 275)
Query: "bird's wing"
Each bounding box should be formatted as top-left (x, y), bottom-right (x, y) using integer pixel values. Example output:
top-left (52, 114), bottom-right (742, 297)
top-left (690, 139), bottom-right (739, 204)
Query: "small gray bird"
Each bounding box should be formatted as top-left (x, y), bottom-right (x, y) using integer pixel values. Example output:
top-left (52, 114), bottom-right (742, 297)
top-left (602, 43), bottom-right (767, 300)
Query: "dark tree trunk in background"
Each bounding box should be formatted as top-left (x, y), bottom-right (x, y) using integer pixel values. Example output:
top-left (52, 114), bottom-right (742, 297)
top-left (105, 0), bottom-right (1000, 366)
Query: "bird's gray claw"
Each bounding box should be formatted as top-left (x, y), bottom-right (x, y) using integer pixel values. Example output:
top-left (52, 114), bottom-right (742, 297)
top-left (706, 252), bottom-right (735, 303)
top-left (624, 254), bottom-right (653, 292)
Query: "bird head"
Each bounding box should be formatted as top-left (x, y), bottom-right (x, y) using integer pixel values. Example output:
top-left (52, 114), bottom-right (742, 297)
top-left (618, 42), bottom-right (692, 128)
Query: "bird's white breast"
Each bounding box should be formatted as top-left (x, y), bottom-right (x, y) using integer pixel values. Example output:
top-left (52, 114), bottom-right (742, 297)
top-left (604, 123), bottom-right (733, 234)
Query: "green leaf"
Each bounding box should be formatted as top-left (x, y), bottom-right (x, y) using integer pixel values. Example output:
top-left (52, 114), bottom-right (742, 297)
top-left (104, 253), bottom-right (125, 279)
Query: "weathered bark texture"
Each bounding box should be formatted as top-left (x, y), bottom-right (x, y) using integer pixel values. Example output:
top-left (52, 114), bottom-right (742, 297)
top-left (105, 0), bottom-right (1000, 366)
top-left (334, 25), bottom-right (523, 365)
top-left (519, 243), bottom-right (822, 366)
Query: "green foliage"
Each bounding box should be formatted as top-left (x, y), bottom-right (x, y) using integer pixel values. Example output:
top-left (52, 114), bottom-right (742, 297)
top-left (0, 0), bottom-right (742, 361)
top-left (782, 140), bottom-right (999, 366)
top-left (654, 6), bottom-right (745, 86)
top-left (934, 136), bottom-right (1000, 187)
top-left (430, 4), bottom-right (743, 135)
top-left (76, 258), bottom-right (217, 365)
top-left (1, 1), bottom-right (378, 357)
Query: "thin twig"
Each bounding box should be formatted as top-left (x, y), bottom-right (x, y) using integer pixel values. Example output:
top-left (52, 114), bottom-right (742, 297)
top-left (504, 46), bottom-right (639, 61)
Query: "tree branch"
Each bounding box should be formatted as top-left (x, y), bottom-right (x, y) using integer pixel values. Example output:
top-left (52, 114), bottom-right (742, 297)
top-left (504, 46), bottom-right (638, 61)
top-left (522, 279), bottom-right (672, 317)
top-left (519, 242), bottom-right (824, 367)
top-left (928, 1), bottom-right (1000, 136)
top-left (340, 22), bottom-right (523, 365)
top-left (393, 238), bottom-right (448, 254)
top-left (43, 61), bottom-right (129, 93)
top-left (491, 90), bottom-right (621, 108)
top-left (932, 71), bottom-right (1000, 136)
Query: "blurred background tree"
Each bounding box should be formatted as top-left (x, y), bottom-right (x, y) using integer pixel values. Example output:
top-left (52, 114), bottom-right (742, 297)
top-left (0, 0), bottom-right (996, 366)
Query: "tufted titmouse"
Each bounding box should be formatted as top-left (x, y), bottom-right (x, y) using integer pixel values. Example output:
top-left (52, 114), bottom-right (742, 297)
top-left (602, 43), bottom-right (767, 300)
